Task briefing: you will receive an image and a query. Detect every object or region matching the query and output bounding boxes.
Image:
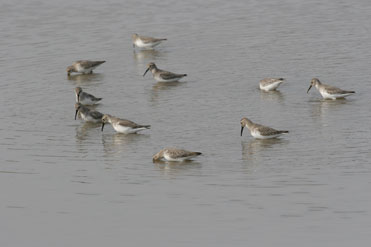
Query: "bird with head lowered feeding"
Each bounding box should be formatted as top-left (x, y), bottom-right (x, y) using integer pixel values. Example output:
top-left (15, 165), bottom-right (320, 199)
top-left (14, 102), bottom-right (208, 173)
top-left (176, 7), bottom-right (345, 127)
top-left (74, 103), bottom-right (103, 123)
top-left (66, 60), bottom-right (105, 76)
top-left (132, 33), bottom-right (167, 49)
top-left (259, 78), bottom-right (285, 91)
top-left (240, 117), bottom-right (289, 139)
top-left (152, 148), bottom-right (202, 162)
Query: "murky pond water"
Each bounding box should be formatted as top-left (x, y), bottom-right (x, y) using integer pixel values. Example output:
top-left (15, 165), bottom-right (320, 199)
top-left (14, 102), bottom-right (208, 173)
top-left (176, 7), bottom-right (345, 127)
top-left (1, 0), bottom-right (371, 246)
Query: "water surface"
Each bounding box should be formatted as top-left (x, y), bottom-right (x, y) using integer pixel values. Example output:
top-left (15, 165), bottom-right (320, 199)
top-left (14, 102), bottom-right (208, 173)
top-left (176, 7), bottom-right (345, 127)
top-left (1, 0), bottom-right (371, 246)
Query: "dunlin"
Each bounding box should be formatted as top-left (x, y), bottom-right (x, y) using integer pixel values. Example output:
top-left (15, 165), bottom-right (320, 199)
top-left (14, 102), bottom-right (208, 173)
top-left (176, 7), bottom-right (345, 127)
top-left (307, 78), bottom-right (355, 99)
top-left (259, 78), bottom-right (285, 91)
top-left (152, 148), bottom-right (202, 162)
top-left (67, 60), bottom-right (105, 76)
top-left (75, 87), bottom-right (102, 105)
top-left (240, 117), bottom-right (289, 139)
top-left (74, 103), bottom-right (103, 123)
top-left (101, 114), bottom-right (150, 134)
top-left (132, 33), bottom-right (167, 49)
top-left (143, 62), bottom-right (187, 82)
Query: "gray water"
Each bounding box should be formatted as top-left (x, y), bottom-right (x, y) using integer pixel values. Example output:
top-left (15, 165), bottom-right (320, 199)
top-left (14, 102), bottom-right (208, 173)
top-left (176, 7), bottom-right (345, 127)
top-left (1, 0), bottom-right (371, 246)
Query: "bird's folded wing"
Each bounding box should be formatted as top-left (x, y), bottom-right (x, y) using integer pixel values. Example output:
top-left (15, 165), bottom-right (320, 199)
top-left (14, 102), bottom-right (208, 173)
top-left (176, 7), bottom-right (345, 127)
top-left (81, 92), bottom-right (98, 101)
top-left (167, 149), bottom-right (193, 158)
top-left (260, 78), bottom-right (283, 86)
top-left (326, 86), bottom-right (353, 94)
top-left (140, 36), bottom-right (164, 43)
top-left (77, 60), bottom-right (105, 69)
top-left (90, 111), bottom-right (103, 119)
top-left (160, 71), bottom-right (183, 80)
top-left (117, 119), bottom-right (140, 128)
top-left (257, 125), bottom-right (282, 136)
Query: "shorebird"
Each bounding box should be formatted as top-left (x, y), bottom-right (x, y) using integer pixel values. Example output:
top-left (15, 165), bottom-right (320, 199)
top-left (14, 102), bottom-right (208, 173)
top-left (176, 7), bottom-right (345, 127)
top-left (259, 78), bottom-right (285, 91)
top-left (101, 114), bottom-right (150, 134)
top-left (74, 103), bottom-right (103, 123)
top-left (307, 78), bottom-right (355, 99)
top-left (67, 60), bottom-right (105, 76)
top-left (152, 148), bottom-right (202, 162)
top-left (240, 117), bottom-right (289, 139)
top-left (132, 33), bottom-right (167, 49)
top-left (75, 87), bottom-right (102, 105)
top-left (143, 62), bottom-right (187, 82)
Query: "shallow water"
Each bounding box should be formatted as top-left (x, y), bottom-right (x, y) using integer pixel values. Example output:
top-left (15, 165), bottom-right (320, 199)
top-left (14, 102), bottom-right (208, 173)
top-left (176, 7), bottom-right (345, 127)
top-left (1, 0), bottom-right (371, 246)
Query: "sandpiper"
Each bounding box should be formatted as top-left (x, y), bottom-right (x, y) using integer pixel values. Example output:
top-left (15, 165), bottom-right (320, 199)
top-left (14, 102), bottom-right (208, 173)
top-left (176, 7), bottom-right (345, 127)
top-left (75, 103), bottom-right (103, 123)
top-left (143, 62), bottom-right (187, 82)
top-left (75, 87), bottom-right (102, 105)
top-left (67, 60), bottom-right (106, 76)
top-left (132, 33), bottom-right (167, 49)
top-left (152, 148), bottom-right (202, 162)
top-left (259, 78), bottom-right (285, 91)
top-left (307, 78), bottom-right (355, 99)
top-left (101, 114), bottom-right (150, 134)
top-left (240, 117), bottom-right (289, 139)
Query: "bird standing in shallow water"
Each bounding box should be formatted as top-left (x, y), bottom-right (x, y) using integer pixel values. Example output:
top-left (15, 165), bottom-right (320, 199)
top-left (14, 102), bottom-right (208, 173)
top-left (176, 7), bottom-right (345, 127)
top-left (240, 117), bottom-right (289, 139)
top-left (152, 148), bottom-right (202, 162)
top-left (143, 62), bottom-right (187, 82)
top-left (101, 114), bottom-right (150, 134)
top-left (132, 33), bottom-right (167, 49)
top-left (74, 87), bottom-right (102, 105)
top-left (67, 60), bottom-right (105, 76)
top-left (307, 78), bottom-right (355, 99)
top-left (74, 103), bottom-right (103, 123)
top-left (259, 78), bottom-right (285, 91)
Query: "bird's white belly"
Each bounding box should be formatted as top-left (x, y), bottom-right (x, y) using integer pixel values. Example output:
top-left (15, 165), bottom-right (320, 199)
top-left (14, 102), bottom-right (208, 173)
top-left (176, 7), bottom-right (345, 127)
top-left (112, 124), bottom-right (146, 134)
top-left (260, 81), bottom-right (282, 91)
top-left (251, 129), bottom-right (280, 139)
top-left (112, 124), bottom-right (133, 134)
top-left (154, 74), bottom-right (178, 82)
top-left (320, 90), bottom-right (351, 99)
top-left (135, 39), bottom-right (159, 48)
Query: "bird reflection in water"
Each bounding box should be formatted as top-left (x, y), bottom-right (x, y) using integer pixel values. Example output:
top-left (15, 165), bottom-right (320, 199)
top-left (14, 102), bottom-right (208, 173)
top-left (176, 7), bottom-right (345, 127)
top-left (133, 49), bottom-right (165, 62)
top-left (311, 98), bottom-right (349, 120)
top-left (75, 122), bottom-right (101, 142)
top-left (259, 89), bottom-right (284, 103)
top-left (150, 81), bottom-right (186, 104)
top-left (152, 81), bottom-right (185, 90)
top-left (241, 138), bottom-right (288, 171)
top-left (67, 73), bottom-right (104, 84)
top-left (154, 160), bottom-right (202, 177)
top-left (101, 132), bottom-right (149, 157)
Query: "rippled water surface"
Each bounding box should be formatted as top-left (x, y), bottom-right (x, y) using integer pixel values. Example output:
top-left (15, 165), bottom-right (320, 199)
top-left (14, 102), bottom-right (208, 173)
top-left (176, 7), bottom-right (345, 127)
top-left (1, 0), bottom-right (371, 246)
